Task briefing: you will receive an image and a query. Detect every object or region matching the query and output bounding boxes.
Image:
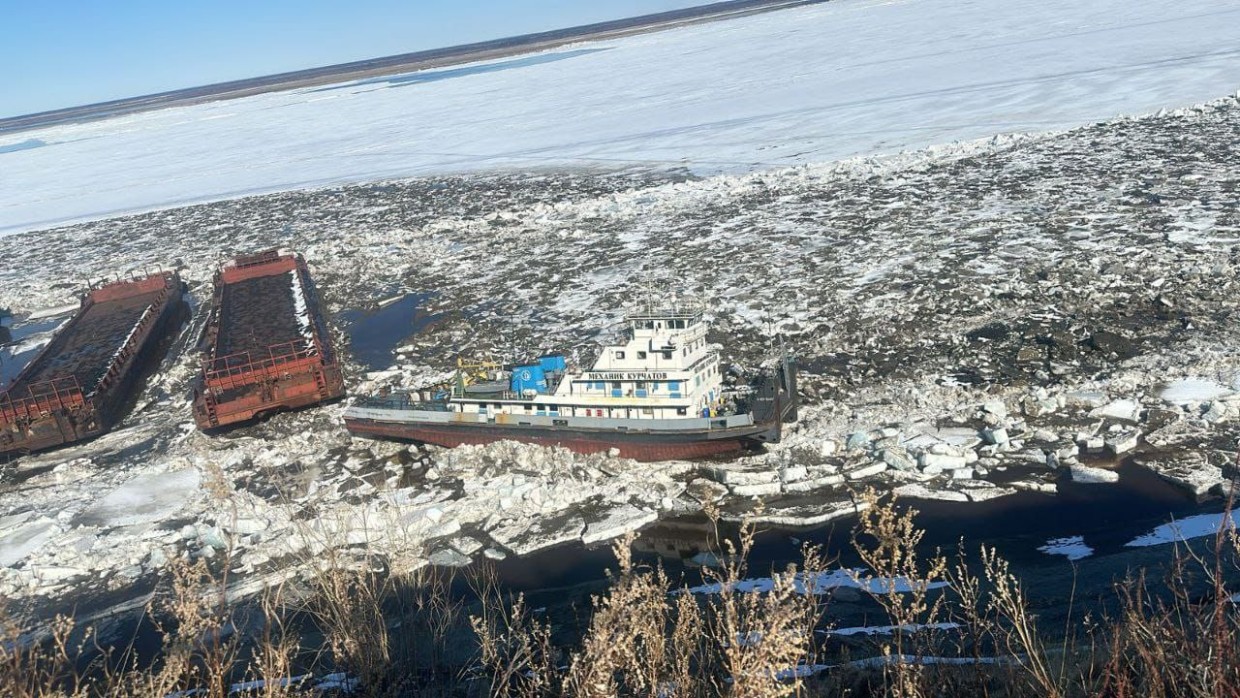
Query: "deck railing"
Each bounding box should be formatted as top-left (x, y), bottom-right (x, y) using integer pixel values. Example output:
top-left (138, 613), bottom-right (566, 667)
top-left (93, 280), bottom-right (172, 396)
top-left (203, 339), bottom-right (321, 391)
top-left (218, 251), bottom-right (299, 284)
top-left (0, 376), bottom-right (87, 425)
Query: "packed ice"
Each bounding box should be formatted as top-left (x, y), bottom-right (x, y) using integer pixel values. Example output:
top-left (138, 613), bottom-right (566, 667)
top-left (3, 95), bottom-right (1240, 616)
top-left (0, 2), bottom-right (1238, 627)
top-left (827, 622), bottom-right (961, 637)
top-left (3, 0), bottom-right (1240, 235)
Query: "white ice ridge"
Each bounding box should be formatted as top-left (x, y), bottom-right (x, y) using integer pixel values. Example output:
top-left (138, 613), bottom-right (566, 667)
top-left (3, 0), bottom-right (1240, 235)
top-left (288, 269), bottom-right (316, 352)
top-left (1038, 535), bottom-right (1094, 561)
top-left (682, 568), bottom-right (949, 596)
top-left (1125, 512), bottom-right (1236, 548)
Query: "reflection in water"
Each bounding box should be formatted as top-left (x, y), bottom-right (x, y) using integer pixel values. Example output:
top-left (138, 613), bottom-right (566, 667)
top-left (490, 458), bottom-right (1210, 597)
top-left (631, 518), bottom-right (721, 567)
top-left (340, 293), bottom-right (439, 371)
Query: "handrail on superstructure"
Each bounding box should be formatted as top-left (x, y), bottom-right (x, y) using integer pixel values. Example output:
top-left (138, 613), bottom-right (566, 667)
top-left (625, 299), bottom-right (706, 322)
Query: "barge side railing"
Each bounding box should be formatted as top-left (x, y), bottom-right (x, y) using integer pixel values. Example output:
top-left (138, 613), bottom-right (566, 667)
top-left (0, 377), bottom-right (87, 425)
top-left (202, 339), bottom-right (324, 392)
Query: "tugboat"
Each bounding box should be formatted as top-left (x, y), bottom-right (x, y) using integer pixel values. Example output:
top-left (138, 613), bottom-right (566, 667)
top-left (343, 304), bottom-right (797, 461)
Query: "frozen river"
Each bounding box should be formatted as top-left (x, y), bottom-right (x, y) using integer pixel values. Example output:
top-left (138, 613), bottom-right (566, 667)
top-left (2, 0), bottom-right (1240, 234)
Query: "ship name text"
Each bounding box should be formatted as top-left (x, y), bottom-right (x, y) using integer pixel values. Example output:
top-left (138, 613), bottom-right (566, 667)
top-left (586, 372), bottom-right (669, 381)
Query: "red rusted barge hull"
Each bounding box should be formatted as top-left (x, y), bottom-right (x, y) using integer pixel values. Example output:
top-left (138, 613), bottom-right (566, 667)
top-left (0, 272), bottom-right (185, 458)
top-left (192, 250), bottom-right (344, 430)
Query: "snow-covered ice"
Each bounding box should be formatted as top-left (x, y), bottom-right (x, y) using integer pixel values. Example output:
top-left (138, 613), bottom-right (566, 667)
top-left (1038, 536), bottom-right (1094, 561)
top-left (1125, 513), bottom-right (1236, 548)
top-left (683, 568), bottom-right (949, 596)
top-left (1160, 378), bottom-right (1233, 405)
top-left (288, 269), bottom-right (317, 351)
top-left (1069, 464), bottom-right (1120, 485)
top-left (3, 0), bottom-right (1240, 234)
top-left (0, 517), bottom-right (59, 567)
top-left (827, 622), bottom-right (960, 637)
top-left (1, 39), bottom-right (1240, 618)
top-left (75, 468), bottom-right (202, 528)
top-left (580, 505), bottom-right (658, 545)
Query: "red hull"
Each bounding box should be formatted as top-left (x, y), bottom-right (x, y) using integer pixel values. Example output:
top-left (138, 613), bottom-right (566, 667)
top-left (193, 250), bottom-right (345, 430)
top-left (1, 273), bottom-right (184, 457)
top-left (344, 418), bottom-right (752, 461)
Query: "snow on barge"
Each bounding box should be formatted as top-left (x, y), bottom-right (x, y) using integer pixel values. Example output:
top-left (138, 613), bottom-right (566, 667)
top-left (344, 304), bottom-right (798, 461)
top-left (0, 272), bottom-right (185, 458)
top-left (192, 250), bottom-right (344, 430)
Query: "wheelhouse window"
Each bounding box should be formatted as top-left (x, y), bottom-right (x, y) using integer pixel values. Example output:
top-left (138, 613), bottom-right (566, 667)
top-left (615, 351), bottom-right (625, 359)
top-left (637, 351), bottom-right (647, 359)
top-left (662, 350), bottom-right (673, 360)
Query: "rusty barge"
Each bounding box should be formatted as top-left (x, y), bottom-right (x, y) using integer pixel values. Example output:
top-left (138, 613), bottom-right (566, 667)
top-left (0, 272), bottom-right (186, 458)
top-left (192, 250), bottom-right (344, 430)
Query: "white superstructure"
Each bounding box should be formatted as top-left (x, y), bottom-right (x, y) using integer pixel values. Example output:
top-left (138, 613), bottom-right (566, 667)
top-left (448, 305), bottom-right (734, 421)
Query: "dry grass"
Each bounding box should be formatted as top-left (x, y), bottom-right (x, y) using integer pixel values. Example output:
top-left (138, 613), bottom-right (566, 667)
top-left (471, 515), bottom-right (829, 698)
top-left (3, 489), bottom-right (1240, 697)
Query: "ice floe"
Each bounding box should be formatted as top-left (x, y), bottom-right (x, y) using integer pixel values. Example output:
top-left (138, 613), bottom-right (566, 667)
top-left (1068, 464), bottom-right (1120, 484)
top-left (826, 622), bottom-right (960, 637)
top-left (1160, 378), bottom-right (1233, 405)
top-left (75, 468), bottom-right (202, 528)
top-left (0, 517), bottom-right (59, 567)
top-left (1038, 536), bottom-right (1094, 561)
top-left (1125, 513), bottom-right (1235, 548)
top-left (682, 568), bottom-right (949, 596)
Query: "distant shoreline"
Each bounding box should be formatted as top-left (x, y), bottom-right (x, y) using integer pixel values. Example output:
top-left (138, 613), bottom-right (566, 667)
top-left (0, 0), bottom-right (824, 135)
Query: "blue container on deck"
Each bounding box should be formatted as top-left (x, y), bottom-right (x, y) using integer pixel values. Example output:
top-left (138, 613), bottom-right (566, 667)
top-left (539, 354), bottom-right (567, 373)
top-left (510, 364), bottom-right (547, 394)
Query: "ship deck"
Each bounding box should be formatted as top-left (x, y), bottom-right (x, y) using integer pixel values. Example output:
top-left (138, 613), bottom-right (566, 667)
top-left (213, 270), bottom-right (304, 361)
top-left (7, 285), bottom-right (167, 397)
top-left (193, 252), bottom-right (343, 430)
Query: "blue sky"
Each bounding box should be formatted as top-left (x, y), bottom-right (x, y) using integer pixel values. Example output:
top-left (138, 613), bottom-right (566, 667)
top-left (1, 0), bottom-right (708, 118)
